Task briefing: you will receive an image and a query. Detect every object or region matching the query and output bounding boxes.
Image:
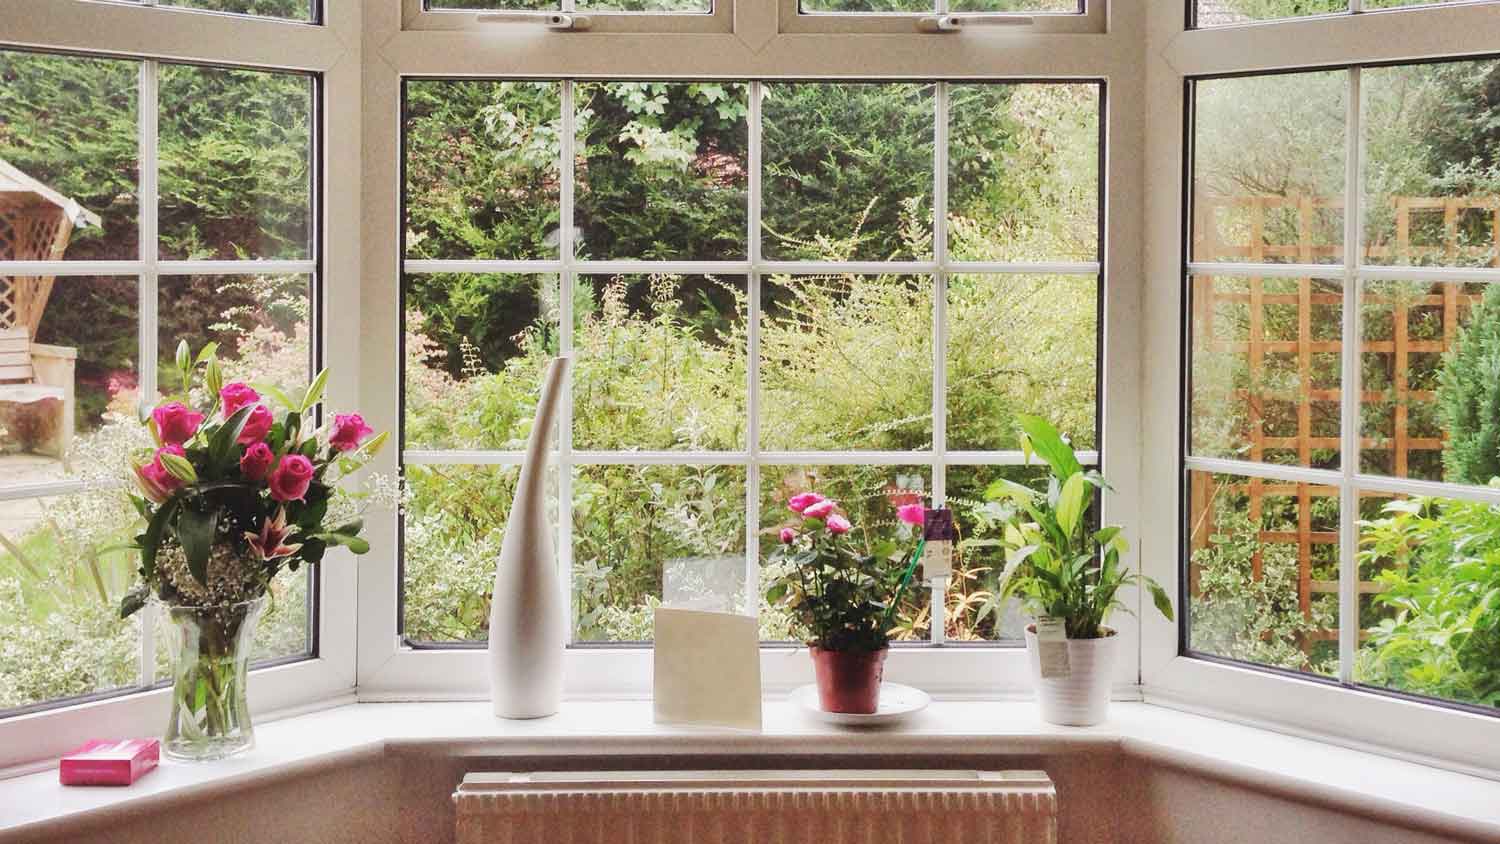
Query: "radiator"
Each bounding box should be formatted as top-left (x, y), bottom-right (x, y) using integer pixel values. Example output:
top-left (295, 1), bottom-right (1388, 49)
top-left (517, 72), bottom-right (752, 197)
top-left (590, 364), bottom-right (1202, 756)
top-left (454, 770), bottom-right (1057, 844)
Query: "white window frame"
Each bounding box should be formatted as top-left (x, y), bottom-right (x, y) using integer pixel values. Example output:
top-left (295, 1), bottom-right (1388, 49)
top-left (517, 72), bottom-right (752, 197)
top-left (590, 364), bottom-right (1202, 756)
top-left (778, 0), bottom-right (1104, 35)
top-left (0, 0), bottom-right (361, 771)
top-left (1140, 0), bottom-right (1500, 778)
top-left (358, 0), bottom-right (1146, 703)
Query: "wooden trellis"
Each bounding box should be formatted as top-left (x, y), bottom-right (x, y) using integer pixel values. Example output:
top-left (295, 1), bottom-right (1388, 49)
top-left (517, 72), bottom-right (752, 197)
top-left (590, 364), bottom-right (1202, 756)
top-left (1189, 194), bottom-right (1498, 651)
top-left (0, 157), bottom-right (101, 334)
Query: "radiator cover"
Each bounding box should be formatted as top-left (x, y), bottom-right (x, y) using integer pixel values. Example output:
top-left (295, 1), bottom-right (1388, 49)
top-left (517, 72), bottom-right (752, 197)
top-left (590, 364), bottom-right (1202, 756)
top-left (454, 770), bottom-right (1057, 844)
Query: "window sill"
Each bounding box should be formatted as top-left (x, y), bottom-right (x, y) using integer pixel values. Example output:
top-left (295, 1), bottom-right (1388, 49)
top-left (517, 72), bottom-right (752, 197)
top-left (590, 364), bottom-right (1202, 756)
top-left (2, 700), bottom-right (1498, 843)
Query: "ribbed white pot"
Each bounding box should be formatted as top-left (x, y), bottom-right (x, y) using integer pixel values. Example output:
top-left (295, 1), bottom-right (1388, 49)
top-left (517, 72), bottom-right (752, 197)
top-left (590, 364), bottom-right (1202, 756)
top-left (1024, 624), bottom-right (1118, 727)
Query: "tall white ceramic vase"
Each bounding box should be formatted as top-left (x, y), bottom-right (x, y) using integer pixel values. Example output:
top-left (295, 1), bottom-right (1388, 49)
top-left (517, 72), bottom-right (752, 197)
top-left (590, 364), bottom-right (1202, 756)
top-left (488, 355), bottom-right (570, 719)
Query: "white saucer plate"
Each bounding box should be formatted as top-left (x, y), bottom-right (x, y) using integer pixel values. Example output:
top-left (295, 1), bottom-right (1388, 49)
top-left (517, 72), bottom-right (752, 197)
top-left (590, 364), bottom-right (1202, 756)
top-left (791, 683), bottom-right (931, 726)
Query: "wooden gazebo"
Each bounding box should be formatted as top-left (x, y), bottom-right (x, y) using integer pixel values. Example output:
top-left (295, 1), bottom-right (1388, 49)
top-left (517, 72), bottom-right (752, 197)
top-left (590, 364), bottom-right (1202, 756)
top-left (0, 157), bottom-right (101, 334)
top-left (0, 158), bottom-right (98, 463)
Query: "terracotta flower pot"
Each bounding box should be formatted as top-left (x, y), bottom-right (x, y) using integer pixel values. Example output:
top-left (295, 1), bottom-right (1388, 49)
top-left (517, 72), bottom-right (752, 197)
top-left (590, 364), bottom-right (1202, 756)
top-left (1024, 623), bottom-right (1118, 726)
top-left (810, 646), bottom-right (888, 714)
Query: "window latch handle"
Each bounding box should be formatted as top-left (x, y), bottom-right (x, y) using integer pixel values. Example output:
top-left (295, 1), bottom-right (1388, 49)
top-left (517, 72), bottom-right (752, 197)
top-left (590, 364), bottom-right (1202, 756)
top-left (916, 14), bottom-right (1034, 32)
top-left (476, 12), bottom-right (593, 30)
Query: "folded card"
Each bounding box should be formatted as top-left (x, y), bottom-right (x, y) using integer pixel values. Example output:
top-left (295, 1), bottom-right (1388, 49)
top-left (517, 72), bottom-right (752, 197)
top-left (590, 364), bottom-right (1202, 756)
top-left (652, 607), bottom-right (761, 731)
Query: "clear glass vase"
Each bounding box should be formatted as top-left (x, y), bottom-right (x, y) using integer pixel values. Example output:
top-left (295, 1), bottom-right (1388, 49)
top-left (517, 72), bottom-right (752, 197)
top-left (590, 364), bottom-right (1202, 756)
top-left (159, 597), bottom-right (267, 761)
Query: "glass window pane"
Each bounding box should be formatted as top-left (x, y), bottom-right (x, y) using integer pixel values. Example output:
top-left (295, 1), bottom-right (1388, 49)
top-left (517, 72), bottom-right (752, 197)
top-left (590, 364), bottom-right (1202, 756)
top-left (579, 0), bottom-right (712, 12)
top-left (0, 50), bottom-right (139, 261)
top-left (403, 273), bottom-right (560, 451)
top-left (158, 274), bottom-right (311, 401)
top-left (404, 81), bottom-right (562, 261)
top-left (950, 0), bottom-right (1080, 9)
top-left (159, 64), bottom-right (313, 261)
top-left (575, 83), bottom-right (747, 261)
top-left (1195, 0), bottom-right (1347, 26)
top-left (427, 0), bottom-right (558, 8)
top-left (1361, 280), bottom-right (1498, 485)
top-left (403, 463), bottom-right (550, 643)
top-left (574, 464), bottom-right (746, 643)
top-left (574, 274), bottom-right (745, 451)
top-left (1356, 492), bottom-right (1500, 711)
top-left (1189, 275), bottom-right (1343, 469)
top-left (759, 464), bottom-right (931, 642)
top-left (1186, 470), bottom-right (1340, 677)
top-left (0, 487), bottom-right (144, 712)
top-left (762, 82), bottom-right (934, 262)
top-left (1192, 71), bottom-right (1347, 265)
top-left (944, 463), bottom-right (1054, 642)
top-left (947, 274), bottom-right (1097, 451)
top-left (760, 274), bottom-right (933, 452)
top-left (801, 0), bottom-right (931, 10)
top-left (948, 84), bottom-right (1099, 263)
top-left (157, 0), bottom-right (316, 21)
top-left (1366, 0), bottom-right (1498, 7)
top-left (1363, 58), bottom-right (1500, 268)
top-left (0, 276), bottom-right (140, 471)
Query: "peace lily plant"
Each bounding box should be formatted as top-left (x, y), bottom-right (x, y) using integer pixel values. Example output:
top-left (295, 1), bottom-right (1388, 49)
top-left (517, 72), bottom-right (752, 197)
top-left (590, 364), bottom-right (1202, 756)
top-left (120, 341), bottom-right (387, 760)
top-left (979, 414), bottom-right (1174, 725)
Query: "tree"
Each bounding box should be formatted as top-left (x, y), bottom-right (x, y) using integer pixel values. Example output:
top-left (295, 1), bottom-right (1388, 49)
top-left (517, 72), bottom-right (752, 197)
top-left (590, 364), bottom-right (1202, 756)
top-left (1438, 284), bottom-right (1500, 486)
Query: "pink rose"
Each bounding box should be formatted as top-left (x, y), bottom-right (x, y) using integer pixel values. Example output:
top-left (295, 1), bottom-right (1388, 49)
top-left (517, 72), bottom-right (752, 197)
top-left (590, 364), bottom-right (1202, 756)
top-left (802, 499), bottom-right (836, 519)
top-left (329, 413), bottom-right (374, 452)
top-left (220, 382), bottom-right (260, 417)
top-left (897, 503), bottom-right (925, 527)
top-left (268, 454), bottom-right (315, 502)
top-left (240, 442), bottom-right (275, 481)
top-left (779, 527), bottom-right (796, 544)
top-left (788, 492), bottom-right (825, 513)
top-left (826, 514), bottom-right (852, 535)
top-left (237, 404), bottom-right (273, 445)
top-left (141, 445), bottom-right (187, 496)
top-left (152, 402), bottom-right (204, 446)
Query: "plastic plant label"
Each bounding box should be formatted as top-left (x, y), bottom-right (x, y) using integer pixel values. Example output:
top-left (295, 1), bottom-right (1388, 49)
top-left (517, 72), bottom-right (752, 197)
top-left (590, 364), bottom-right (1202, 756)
top-left (1035, 616), bottom-right (1071, 679)
top-left (921, 508), bottom-right (956, 580)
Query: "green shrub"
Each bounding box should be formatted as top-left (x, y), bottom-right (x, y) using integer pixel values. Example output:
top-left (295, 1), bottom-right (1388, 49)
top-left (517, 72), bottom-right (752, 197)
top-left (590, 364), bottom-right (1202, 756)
top-left (1438, 285), bottom-right (1500, 486)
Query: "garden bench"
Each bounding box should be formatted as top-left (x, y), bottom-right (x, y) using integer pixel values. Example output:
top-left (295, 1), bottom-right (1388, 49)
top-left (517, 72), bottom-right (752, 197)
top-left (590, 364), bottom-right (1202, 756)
top-left (0, 326), bottom-right (75, 468)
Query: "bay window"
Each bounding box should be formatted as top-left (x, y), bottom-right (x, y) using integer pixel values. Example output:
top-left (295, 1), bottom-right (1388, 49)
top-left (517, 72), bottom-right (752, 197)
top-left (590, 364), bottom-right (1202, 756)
top-left (398, 78), bottom-right (1103, 649)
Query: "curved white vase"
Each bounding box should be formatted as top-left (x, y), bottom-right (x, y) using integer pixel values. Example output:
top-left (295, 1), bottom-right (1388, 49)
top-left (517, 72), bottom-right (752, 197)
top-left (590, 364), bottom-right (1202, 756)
top-left (1024, 624), bottom-right (1118, 727)
top-left (488, 355), bottom-right (570, 719)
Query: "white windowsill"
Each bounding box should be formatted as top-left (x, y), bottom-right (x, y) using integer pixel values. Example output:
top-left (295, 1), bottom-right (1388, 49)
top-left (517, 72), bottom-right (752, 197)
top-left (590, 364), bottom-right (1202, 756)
top-left (2, 700), bottom-right (1498, 842)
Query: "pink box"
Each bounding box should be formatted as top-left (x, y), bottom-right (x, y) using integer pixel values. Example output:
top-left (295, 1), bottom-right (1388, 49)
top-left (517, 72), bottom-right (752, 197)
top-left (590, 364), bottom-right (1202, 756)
top-left (59, 739), bottom-right (160, 786)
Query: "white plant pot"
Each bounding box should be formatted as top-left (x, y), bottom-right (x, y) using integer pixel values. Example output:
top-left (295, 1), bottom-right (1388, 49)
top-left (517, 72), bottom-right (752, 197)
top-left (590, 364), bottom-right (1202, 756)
top-left (1024, 624), bottom-right (1118, 727)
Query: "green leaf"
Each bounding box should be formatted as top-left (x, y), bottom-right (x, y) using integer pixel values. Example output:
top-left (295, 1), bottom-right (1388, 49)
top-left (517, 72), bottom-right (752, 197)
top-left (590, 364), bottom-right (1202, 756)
top-left (176, 507), bottom-right (218, 586)
top-left (194, 342), bottom-right (219, 365)
top-left (140, 497), bottom-right (179, 580)
top-left (1056, 472), bottom-right (1087, 538)
top-left (1145, 576), bottom-right (1175, 622)
top-left (119, 584), bottom-right (150, 619)
top-left (300, 369), bottom-right (329, 413)
top-left (255, 383), bottom-right (298, 411)
top-left (208, 405), bottom-right (254, 474)
top-left (984, 477), bottom-right (1036, 504)
top-left (1016, 414), bottom-right (1082, 480)
top-left (204, 358), bottom-right (224, 403)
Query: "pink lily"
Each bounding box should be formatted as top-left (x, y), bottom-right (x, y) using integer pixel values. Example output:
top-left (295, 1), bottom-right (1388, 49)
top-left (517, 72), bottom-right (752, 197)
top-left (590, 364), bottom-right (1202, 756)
top-left (245, 507), bottom-right (303, 562)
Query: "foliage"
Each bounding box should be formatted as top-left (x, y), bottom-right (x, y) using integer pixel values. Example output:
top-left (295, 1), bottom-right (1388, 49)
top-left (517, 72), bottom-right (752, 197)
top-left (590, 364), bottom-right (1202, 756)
top-left (1358, 493), bottom-right (1500, 707)
top-left (980, 415), bottom-right (1173, 640)
top-left (1438, 284), bottom-right (1500, 486)
top-left (764, 493), bottom-right (914, 652)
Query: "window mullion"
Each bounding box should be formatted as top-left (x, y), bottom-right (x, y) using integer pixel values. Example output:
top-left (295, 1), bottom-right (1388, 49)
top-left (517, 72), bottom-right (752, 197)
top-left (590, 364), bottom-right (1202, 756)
top-left (559, 79), bottom-right (577, 645)
top-left (137, 57), bottom-right (161, 690)
top-left (930, 80), bottom-right (950, 646)
top-left (746, 80), bottom-right (764, 619)
top-left (1337, 66), bottom-right (1364, 687)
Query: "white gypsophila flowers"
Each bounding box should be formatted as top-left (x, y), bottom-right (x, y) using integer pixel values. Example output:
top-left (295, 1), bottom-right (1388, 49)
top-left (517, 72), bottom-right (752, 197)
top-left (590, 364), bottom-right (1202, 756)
top-left (157, 543), bottom-right (266, 607)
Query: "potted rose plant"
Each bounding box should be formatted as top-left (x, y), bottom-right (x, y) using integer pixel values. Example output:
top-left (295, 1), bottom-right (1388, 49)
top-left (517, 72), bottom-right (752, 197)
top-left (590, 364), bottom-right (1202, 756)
top-left (981, 415), bottom-right (1174, 726)
top-left (765, 492), bottom-right (920, 714)
top-left (119, 341), bottom-right (386, 760)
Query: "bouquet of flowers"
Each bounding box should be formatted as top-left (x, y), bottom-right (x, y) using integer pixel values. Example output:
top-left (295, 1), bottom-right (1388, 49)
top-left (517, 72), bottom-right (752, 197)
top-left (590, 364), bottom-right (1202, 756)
top-left (118, 341), bottom-right (385, 760)
top-left (120, 342), bottom-right (385, 617)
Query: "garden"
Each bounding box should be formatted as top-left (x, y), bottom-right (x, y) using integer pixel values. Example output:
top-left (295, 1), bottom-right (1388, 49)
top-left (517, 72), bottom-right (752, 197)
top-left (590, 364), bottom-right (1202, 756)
top-left (0, 0), bottom-right (1497, 713)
